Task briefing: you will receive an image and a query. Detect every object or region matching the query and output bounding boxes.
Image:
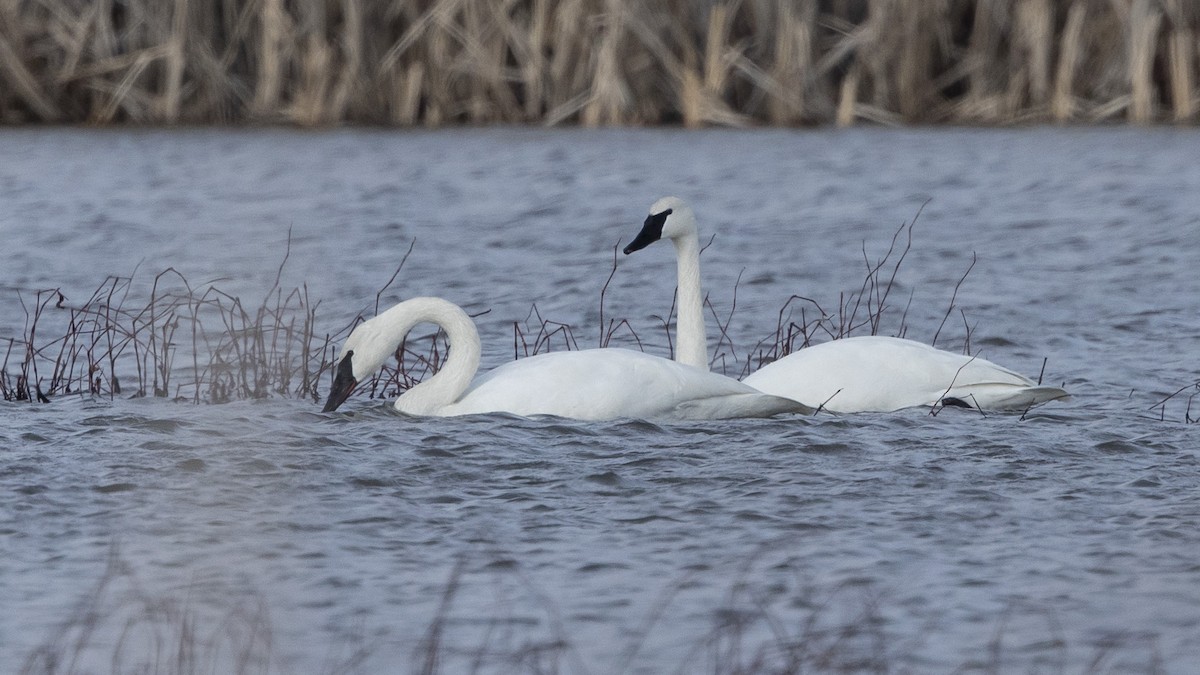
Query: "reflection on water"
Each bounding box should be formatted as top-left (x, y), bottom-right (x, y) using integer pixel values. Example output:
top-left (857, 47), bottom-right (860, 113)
top-left (1, 127), bottom-right (1198, 672)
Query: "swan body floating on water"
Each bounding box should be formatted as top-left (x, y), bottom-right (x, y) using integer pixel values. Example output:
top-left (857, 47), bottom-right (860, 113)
top-left (322, 296), bottom-right (814, 420)
top-left (622, 196), bottom-right (1069, 413)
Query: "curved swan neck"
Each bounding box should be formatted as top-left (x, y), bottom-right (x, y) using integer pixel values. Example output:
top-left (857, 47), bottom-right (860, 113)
top-left (672, 231), bottom-right (709, 369)
top-left (371, 298), bottom-right (481, 415)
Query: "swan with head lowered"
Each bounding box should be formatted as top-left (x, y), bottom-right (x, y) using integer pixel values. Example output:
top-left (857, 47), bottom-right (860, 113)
top-left (321, 296), bottom-right (813, 420)
top-left (622, 197), bottom-right (1069, 413)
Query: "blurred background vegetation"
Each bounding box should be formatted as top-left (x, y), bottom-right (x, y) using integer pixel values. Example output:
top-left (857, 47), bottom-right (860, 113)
top-left (0, 0), bottom-right (1196, 126)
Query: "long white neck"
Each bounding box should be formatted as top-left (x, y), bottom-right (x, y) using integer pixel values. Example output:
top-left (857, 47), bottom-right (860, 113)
top-left (370, 298), bottom-right (481, 415)
top-left (672, 231), bottom-right (709, 369)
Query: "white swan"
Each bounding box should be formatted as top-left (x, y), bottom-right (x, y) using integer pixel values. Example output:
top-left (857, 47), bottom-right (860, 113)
top-left (622, 197), bottom-right (1070, 413)
top-left (321, 296), bottom-right (814, 420)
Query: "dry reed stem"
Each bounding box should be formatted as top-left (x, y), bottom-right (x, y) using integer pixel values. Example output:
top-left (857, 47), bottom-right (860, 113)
top-left (1016, 0), bottom-right (1053, 110)
top-left (1129, 0), bottom-right (1164, 124)
top-left (1165, 0), bottom-right (1196, 122)
top-left (836, 63), bottom-right (860, 127)
top-left (1150, 379), bottom-right (1200, 423)
top-left (1052, 0), bottom-right (1087, 122)
top-left (251, 0), bottom-right (286, 118)
top-left (767, 1), bottom-right (815, 125)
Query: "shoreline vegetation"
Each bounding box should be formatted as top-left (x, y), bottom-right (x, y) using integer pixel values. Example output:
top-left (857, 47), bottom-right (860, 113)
top-left (0, 0), bottom-right (1198, 128)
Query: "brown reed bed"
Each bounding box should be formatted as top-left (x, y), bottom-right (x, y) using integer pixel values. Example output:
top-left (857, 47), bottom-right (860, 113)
top-left (0, 270), bottom-right (325, 404)
top-left (0, 238), bottom-right (429, 406)
top-left (0, 0), bottom-right (1197, 127)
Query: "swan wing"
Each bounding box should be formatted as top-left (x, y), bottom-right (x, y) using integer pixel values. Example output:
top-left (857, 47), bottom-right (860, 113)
top-left (442, 348), bottom-right (813, 420)
top-left (744, 335), bottom-right (1062, 413)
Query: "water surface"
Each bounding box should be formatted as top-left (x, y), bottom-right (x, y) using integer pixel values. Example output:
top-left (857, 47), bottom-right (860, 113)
top-left (1, 127), bottom-right (1197, 673)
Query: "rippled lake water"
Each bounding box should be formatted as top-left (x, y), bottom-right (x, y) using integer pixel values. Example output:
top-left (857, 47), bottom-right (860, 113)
top-left (1, 127), bottom-right (1198, 673)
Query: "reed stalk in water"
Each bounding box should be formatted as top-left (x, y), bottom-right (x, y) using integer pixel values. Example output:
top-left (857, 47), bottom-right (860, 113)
top-left (1150, 380), bottom-right (1200, 423)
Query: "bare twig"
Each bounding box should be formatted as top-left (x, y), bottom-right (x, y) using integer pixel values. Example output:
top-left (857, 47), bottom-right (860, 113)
top-left (932, 252), bottom-right (977, 349)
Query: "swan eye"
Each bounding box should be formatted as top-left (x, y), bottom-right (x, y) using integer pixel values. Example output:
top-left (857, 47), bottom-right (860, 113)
top-left (337, 350), bottom-right (355, 376)
top-left (648, 208), bottom-right (672, 231)
top-left (643, 208), bottom-right (672, 237)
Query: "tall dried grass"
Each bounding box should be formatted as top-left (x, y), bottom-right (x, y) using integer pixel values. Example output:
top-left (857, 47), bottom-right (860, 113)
top-left (0, 238), bottom-right (433, 406)
top-left (0, 0), bottom-right (1197, 127)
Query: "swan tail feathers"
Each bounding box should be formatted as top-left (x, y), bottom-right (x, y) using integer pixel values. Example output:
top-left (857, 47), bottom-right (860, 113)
top-left (953, 385), bottom-right (1070, 411)
top-left (675, 393), bottom-right (815, 419)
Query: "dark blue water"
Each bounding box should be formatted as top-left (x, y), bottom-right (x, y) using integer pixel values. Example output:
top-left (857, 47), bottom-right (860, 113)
top-left (1, 127), bottom-right (1197, 673)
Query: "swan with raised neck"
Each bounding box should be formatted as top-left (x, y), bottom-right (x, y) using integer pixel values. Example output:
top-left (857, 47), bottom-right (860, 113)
top-left (623, 196), bottom-right (709, 370)
top-left (623, 197), bottom-right (1070, 413)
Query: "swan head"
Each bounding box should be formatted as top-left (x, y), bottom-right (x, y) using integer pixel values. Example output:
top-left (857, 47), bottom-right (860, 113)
top-left (322, 350), bottom-right (359, 412)
top-left (623, 196), bottom-right (696, 255)
top-left (321, 314), bottom-right (395, 412)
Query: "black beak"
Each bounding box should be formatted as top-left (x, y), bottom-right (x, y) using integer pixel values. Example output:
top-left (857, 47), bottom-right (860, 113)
top-left (623, 209), bottom-right (671, 255)
top-left (322, 352), bottom-right (358, 412)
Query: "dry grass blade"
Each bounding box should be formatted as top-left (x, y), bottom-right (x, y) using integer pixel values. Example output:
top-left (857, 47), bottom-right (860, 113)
top-left (931, 252), bottom-right (978, 350)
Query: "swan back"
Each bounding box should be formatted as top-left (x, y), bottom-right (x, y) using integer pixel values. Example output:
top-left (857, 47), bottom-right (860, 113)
top-left (442, 348), bottom-right (812, 419)
top-left (743, 336), bottom-right (1069, 412)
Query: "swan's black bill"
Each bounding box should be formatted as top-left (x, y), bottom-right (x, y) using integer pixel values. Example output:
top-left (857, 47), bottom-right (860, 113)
top-left (623, 208), bottom-right (671, 255)
top-left (322, 352), bottom-right (358, 412)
